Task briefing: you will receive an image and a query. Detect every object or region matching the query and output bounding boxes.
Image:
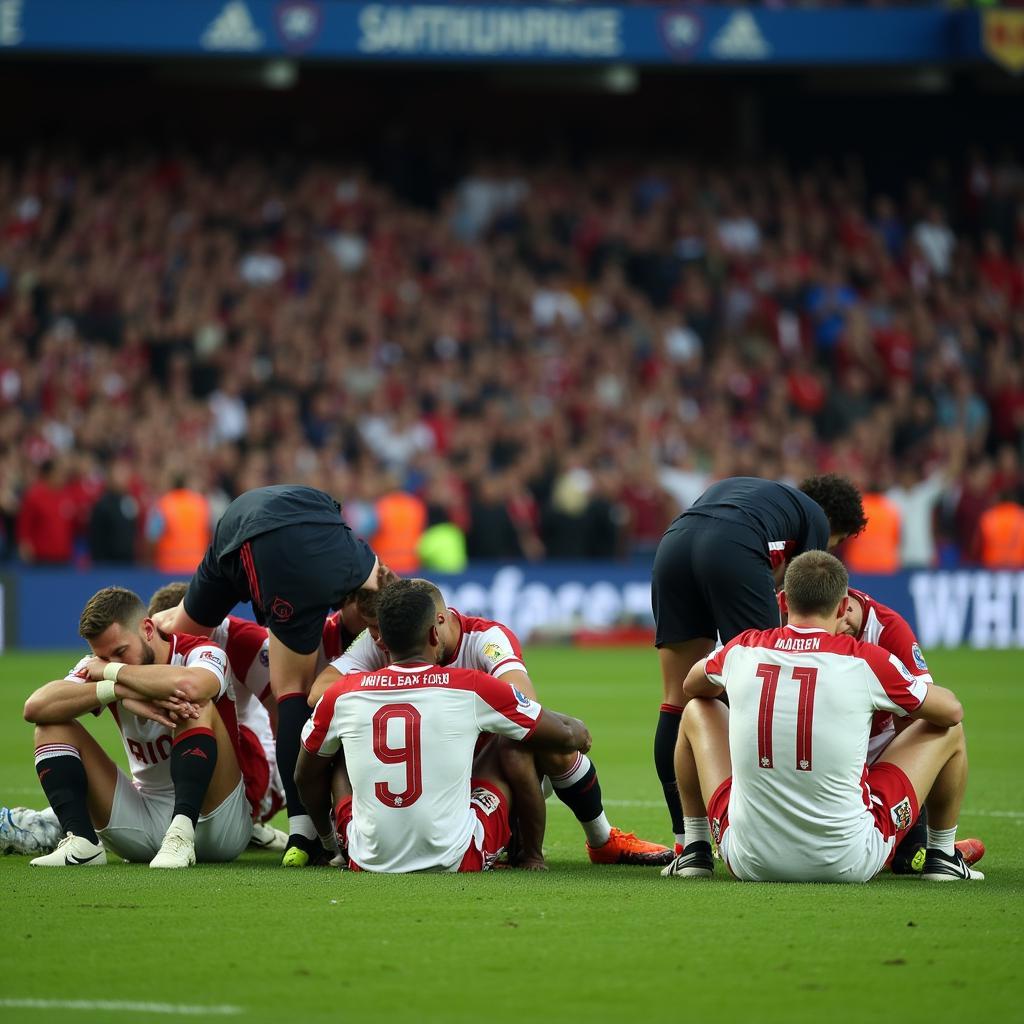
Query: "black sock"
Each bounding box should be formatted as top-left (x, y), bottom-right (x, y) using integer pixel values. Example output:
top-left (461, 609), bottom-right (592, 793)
top-left (893, 803), bottom-right (929, 869)
top-left (171, 728), bottom-right (218, 825)
top-left (276, 693), bottom-right (312, 821)
top-left (35, 745), bottom-right (98, 843)
top-left (655, 704), bottom-right (685, 836)
top-left (552, 755), bottom-right (604, 823)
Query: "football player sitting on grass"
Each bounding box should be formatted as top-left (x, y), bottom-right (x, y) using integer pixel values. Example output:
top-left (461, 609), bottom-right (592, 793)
top-left (21, 586), bottom-right (252, 868)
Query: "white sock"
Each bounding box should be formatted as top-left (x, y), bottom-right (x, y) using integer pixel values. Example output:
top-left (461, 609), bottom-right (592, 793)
top-left (684, 816), bottom-right (711, 847)
top-left (288, 814), bottom-right (317, 841)
top-left (674, 833), bottom-right (686, 850)
top-left (927, 825), bottom-right (957, 857)
top-left (169, 814), bottom-right (195, 841)
top-left (582, 813), bottom-right (612, 848)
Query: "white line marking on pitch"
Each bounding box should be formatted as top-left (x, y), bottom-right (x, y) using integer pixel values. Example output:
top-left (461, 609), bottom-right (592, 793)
top-left (0, 1000), bottom-right (242, 1016)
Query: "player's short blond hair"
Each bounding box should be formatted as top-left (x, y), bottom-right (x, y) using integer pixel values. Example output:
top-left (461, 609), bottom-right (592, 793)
top-left (783, 551), bottom-right (849, 617)
top-left (148, 581), bottom-right (189, 617)
top-left (79, 586), bottom-right (147, 641)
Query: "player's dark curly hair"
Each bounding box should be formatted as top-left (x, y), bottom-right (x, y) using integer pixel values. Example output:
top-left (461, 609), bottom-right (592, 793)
top-left (376, 579), bottom-right (442, 659)
top-left (799, 474), bottom-right (867, 540)
top-left (148, 581), bottom-right (189, 617)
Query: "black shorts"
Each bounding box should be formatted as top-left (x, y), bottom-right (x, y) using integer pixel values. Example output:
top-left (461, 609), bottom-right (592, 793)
top-left (184, 522), bottom-right (374, 655)
top-left (651, 518), bottom-right (780, 647)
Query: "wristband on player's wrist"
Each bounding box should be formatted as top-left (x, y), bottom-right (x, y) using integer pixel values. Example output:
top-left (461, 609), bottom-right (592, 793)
top-left (102, 662), bottom-right (125, 682)
top-left (95, 679), bottom-right (118, 706)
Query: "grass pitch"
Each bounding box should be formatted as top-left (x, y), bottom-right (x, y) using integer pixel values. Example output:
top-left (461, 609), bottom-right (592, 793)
top-left (1, 646), bottom-right (1022, 1024)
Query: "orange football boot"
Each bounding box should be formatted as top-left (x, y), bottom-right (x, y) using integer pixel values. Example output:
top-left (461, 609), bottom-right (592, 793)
top-left (587, 828), bottom-right (674, 866)
top-left (955, 837), bottom-right (985, 867)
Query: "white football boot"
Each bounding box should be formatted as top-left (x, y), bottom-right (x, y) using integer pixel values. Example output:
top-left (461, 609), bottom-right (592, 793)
top-left (149, 817), bottom-right (197, 869)
top-left (30, 832), bottom-right (107, 867)
top-left (249, 821), bottom-right (288, 852)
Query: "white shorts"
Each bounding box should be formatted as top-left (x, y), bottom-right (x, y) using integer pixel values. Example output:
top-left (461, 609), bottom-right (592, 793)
top-left (97, 770), bottom-right (252, 864)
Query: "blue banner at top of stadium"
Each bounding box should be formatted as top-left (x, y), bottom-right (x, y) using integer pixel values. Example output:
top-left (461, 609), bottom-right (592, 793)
top-left (0, 0), bottom-right (986, 67)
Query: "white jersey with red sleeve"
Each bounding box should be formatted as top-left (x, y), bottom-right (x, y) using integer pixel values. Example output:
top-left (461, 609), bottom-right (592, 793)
top-left (301, 662), bottom-right (542, 873)
top-left (847, 588), bottom-right (932, 763)
top-left (64, 633), bottom-right (229, 795)
top-left (330, 610), bottom-right (527, 680)
top-left (704, 625), bottom-right (927, 882)
top-left (210, 616), bottom-right (283, 819)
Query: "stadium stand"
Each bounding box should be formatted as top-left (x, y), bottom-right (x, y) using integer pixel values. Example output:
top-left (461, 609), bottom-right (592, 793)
top-left (2, 145), bottom-right (1023, 568)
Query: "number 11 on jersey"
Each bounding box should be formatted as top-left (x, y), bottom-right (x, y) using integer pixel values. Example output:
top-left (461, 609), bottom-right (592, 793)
top-left (755, 663), bottom-right (817, 772)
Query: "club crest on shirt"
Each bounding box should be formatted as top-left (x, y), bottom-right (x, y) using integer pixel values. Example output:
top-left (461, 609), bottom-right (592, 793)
top-left (890, 796), bottom-right (913, 832)
top-left (483, 642), bottom-right (505, 664)
top-left (911, 644), bottom-right (928, 672)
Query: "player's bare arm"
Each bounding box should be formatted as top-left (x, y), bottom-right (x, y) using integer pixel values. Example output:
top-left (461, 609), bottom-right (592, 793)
top-left (151, 600), bottom-right (215, 638)
top-left (682, 658), bottom-right (723, 700)
top-left (294, 746), bottom-right (346, 863)
top-left (308, 664), bottom-right (341, 706)
top-left (521, 709), bottom-right (592, 754)
top-left (79, 656), bottom-right (223, 704)
top-left (909, 685), bottom-right (963, 728)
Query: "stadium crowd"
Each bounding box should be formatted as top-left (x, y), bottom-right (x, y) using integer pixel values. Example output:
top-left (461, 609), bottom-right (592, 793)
top-left (2, 146), bottom-right (1024, 570)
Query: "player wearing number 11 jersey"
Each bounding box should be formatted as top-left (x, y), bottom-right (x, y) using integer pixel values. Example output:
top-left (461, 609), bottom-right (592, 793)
top-left (663, 551), bottom-right (982, 883)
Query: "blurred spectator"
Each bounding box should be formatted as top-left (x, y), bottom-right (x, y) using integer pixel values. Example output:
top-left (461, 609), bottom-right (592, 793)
top-left (147, 475), bottom-right (212, 574)
top-left (955, 459), bottom-right (995, 561)
top-left (88, 460), bottom-right (141, 564)
top-left (978, 494), bottom-right (1024, 568)
top-left (16, 460), bottom-right (75, 565)
top-left (371, 484), bottom-right (428, 574)
top-left (843, 491), bottom-right (901, 574)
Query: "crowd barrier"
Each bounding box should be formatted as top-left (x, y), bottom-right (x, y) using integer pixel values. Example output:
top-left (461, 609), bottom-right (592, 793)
top-left (2, 564), bottom-right (1022, 652)
top-left (0, 1), bottom-right (993, 69)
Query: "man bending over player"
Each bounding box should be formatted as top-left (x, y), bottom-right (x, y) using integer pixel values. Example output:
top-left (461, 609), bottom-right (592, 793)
top-left (295, 579), bottom-right (593, 872)
top-left (309, 579), bottom-right (672, 867)
top-left (23, 587), bottom-right (251, 868)
top-left (662, 551), bottom-right (982, 883)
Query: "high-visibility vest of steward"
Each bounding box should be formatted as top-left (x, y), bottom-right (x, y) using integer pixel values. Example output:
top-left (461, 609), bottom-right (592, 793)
top-left (978, 501), bottom-right (1024, 568)
top-left (372, 491), bottom-right (427, 574)
top-left (842, 492), bottom-right (901, 573)
top-left (153, 488), bottom-right (212, 574)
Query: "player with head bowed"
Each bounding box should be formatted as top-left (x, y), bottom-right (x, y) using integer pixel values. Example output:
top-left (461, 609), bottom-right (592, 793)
top-left (651, 473), bottom-right (866, 854)
top-left (295, 578), bottom-right (594, 873)
top-left (23, 587), bottom-right (251, 868)
top-left (149, 484), bottom-right (382, 866)
top-left (309, 578), bottom-right (673, 867)
top-left (838, 586), bottom-right (984, 873)
top-left (662, 550), bottom-right (983, 883)
top-left (146, 580), bottom-right (376, 854)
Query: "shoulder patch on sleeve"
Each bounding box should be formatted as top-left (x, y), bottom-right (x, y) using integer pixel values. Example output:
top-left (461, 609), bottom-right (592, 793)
top-left (911, 643), bottom-right (928, 672)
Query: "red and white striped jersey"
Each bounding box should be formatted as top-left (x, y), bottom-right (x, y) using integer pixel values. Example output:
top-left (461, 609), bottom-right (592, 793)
top-left (301, 662), bottom-right (542, 873)
top-left (848, 588), bottom-right (932, 763)
top-left (330, 610), bottom-right (527, 680)
top-left (66, 633), bottom-right (229, 794)
top-left (317, 609), bottom-right (359, 676)
top-left (705, 624), bottom-right (927, 881)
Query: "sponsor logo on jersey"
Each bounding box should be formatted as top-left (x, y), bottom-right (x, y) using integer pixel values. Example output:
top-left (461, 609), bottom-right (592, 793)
top-left (198, 649), bottom-right (225, 667)
top-left (709, 11), bottom-right (771, 61)
top-left (482, 642), bottom-right (505, 664)
top-left (512, 687), bottom-right (532, 708)
top-left (201, 1), bottom-right (264, 51)
top-left (911, 643), bottom-right (928, 672)
top-left (890, 796), bottom-right (913, 832)
top-left (275, 0), bottom-right (322, 53)
top-left (470, 786), bottom-right (501, 816)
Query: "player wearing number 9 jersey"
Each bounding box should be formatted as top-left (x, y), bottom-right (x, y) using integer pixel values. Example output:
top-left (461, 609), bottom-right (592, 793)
top-left (663, 551), bottom-right (982, 883)
top-left (296, 579), bottom-right (592, 872)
